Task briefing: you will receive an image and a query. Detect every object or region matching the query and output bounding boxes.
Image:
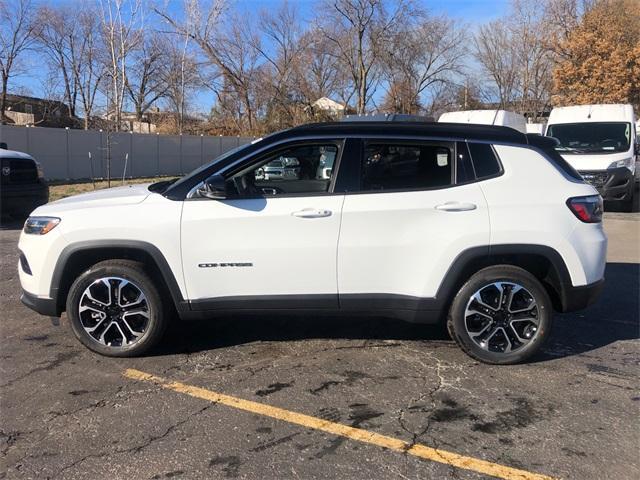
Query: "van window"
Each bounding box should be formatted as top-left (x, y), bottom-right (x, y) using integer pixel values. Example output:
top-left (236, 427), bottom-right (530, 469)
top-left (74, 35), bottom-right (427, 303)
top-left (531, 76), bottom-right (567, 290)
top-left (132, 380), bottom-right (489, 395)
top-left (547, 122), bottom-right (631, 154)
top-left (468, 143), bottom-right (501, 178)
top-left (362, 143), bottom-right (453, 191)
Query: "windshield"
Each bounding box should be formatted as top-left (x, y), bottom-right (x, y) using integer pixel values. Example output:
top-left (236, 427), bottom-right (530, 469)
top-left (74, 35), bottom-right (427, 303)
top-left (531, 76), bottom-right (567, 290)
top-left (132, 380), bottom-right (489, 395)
top-left (547, 122), bottom-right (631, 154)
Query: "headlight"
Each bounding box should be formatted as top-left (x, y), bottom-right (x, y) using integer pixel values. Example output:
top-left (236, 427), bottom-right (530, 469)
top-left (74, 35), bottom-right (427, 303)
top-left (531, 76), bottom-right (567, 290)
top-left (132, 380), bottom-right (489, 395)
top-left (35, 161), bottom-right (45, 179)
top-left (607, 158), bottom-right (633, 170)
top-left (23, 217), bottom-right (60, 235)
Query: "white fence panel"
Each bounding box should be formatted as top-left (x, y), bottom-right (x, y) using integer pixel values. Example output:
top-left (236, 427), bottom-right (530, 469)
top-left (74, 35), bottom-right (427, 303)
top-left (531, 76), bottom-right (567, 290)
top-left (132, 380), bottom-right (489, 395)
top-left (0, 125), bottom-right (255, 180)
top-left (202, 136), bottom-right (223, 165)
top-left (182, 136), bottom-right (202, 174)
top-left (158, 135), bottom-right (181, 176)
top-left (68, 129), bottom-right (102, 179)
top-left (27, 127), bottom-right (69, 179)
top-left (131, 133), bottom-right (158, 177)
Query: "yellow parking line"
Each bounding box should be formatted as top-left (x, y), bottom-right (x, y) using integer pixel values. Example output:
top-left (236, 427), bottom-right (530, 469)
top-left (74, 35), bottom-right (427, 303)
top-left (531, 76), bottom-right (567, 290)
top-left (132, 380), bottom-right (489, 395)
top-left (123, 368), bottom-right (556, 480)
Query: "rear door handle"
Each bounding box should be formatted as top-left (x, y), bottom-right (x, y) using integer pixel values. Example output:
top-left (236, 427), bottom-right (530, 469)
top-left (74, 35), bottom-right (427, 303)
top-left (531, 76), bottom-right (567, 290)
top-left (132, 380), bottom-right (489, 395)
top-left (435, 202), bottom-right (477, 212)
top-left (291, 208), bottom-right (332, 218)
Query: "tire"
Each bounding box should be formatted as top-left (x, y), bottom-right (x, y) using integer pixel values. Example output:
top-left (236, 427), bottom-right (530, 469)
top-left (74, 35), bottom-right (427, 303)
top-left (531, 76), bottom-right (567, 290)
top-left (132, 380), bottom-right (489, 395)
top-left (66, 259), bottom-right (168, 357)
top-left (620, 192), bottom-right (634, 213)
top-left (447, 265), bottom-right (553, 365)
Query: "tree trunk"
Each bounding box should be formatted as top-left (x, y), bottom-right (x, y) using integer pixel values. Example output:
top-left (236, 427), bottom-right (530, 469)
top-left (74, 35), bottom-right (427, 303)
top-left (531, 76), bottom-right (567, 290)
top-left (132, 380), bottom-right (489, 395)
top-left (0, 75), bottom-right (8, 124)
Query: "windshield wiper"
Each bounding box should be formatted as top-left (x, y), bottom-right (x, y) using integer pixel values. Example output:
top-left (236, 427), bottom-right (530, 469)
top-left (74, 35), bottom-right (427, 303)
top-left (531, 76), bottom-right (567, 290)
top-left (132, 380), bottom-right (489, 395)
top-left (555, 146), bottom-right (589, 153)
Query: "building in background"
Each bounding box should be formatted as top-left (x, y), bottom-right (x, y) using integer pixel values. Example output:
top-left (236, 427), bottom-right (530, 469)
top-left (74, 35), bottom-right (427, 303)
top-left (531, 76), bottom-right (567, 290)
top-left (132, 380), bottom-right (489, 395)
top-left (4, 94), bottom-right (76, 128)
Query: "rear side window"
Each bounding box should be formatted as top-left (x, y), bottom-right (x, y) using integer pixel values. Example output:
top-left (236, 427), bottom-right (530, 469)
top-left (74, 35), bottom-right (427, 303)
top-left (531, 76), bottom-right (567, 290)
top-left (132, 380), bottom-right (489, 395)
top-left (361, 143), bottom-right (453, 191)
top-left (468, 143), bottom-right (501, 178)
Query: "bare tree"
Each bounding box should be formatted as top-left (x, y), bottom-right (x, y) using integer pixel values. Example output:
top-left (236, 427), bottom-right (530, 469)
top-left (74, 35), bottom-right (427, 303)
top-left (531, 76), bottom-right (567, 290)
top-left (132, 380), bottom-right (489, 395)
top-left (35, 4), bottom-right (82, 119)
top-left (253, 1), bottom-right (311, 129)
top-left (0, 0), bottom-right (38, 123)
top-left (544, 0), bottom-right (594, 59)
top-left (74, 9), bottom-right (105, 129)
top-left (295, 28), bottom-right (349, 106)
top-left (474, 0), bottom-right (558, 119)
top-left (511, 0), bottom-right (554, 118)
top-left (162, 36), bottom-right (200, 134)
top-left (125, 31), bottom-right (169, 122)
top-left (318, 0), bottom-right (416, 114)
top-left (156, 1), bottom-right (267, 133)
top-left (474, 20), bottom-right (519, 109)
top-left (381, 15), bottom-right (467, 114)
top-left (99, 0), bottom-right (142, 131)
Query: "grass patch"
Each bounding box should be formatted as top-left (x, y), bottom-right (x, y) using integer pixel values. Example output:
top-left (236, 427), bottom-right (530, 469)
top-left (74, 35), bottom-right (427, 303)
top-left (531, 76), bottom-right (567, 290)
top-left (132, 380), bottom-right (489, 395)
top-left (49, 176), bottom-right (178, 202)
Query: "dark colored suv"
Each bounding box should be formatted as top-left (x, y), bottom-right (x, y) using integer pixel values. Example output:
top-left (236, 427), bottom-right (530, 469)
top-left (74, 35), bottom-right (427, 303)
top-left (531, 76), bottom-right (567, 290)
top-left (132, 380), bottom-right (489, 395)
top-left (0, 147), bottom-right (49, 219)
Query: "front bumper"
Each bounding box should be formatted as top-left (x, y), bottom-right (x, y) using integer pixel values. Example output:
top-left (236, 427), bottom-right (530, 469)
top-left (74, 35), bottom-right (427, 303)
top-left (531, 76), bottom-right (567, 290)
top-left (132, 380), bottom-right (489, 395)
top-left (578, 167), bottom-right (633, 202)
top-left (21, 289), bottom-right (59, 317)
top-left (559, 278), bottom-right (604, 313)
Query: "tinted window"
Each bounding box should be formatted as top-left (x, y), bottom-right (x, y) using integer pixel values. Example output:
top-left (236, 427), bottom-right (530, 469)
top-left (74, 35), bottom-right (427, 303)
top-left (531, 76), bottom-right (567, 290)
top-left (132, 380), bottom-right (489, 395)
top-left (232, 144), bottom-right (339, 196)
top-left (455, 142), bottom-right (475, 183)
top-left (468, 143), bottom-right (501, 178)
top-left (362, 143), bottom-right (453, 191)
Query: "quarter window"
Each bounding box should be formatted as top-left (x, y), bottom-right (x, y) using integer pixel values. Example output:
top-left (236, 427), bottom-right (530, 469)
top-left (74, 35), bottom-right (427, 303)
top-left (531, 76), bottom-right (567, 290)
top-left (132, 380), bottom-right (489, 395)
top-left (361, 143), bottom-right (453, 191)
top-left (468, 143), bottom-right (501, 178)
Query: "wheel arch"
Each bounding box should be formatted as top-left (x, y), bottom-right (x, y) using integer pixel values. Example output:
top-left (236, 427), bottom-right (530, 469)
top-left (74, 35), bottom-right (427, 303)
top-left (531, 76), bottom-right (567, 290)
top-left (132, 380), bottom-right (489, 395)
top-left (436, 244), bottom-right (573, 313)
top-left (51, 240), bottom-right (186, 316)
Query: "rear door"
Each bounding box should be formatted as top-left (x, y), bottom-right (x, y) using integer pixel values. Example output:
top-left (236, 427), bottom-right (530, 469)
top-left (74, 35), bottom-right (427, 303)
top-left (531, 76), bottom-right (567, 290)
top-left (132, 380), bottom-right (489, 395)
top-left (337, 139), bottom-right (491, 308)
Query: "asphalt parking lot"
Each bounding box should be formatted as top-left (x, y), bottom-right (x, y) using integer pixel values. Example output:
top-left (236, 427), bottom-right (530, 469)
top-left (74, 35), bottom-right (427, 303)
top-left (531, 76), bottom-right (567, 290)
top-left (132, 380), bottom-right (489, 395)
top-left (1, 213), bottom-right (638, 480)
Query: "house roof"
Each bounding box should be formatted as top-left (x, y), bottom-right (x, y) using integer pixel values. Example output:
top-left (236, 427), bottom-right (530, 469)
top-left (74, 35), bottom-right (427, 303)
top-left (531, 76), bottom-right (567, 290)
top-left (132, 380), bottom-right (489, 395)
top-left (312, 97), bottom-right (345, 111)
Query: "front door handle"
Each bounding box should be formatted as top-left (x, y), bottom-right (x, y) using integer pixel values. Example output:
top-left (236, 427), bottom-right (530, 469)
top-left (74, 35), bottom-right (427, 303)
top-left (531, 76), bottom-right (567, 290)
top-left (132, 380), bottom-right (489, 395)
top-left (292, 208), bottom-right (332, 218)
top-left (435, 202), bottom-right (477, 212)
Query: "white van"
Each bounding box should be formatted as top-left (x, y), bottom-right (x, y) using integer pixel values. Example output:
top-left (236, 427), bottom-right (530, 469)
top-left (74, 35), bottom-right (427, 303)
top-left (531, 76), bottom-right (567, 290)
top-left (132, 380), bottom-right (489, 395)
top-left (438, 110), bottom-right (527, 133)
top-left (526, 123), bottom-right (546, 135)
top-left (546, 104), bottom-right (637, 211)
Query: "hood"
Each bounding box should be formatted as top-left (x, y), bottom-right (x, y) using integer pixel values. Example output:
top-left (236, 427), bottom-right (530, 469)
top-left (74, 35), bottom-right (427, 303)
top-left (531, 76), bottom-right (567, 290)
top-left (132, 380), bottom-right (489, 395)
top-left (35, 183), bottom-right (153, 215)
top-left (559, 151), bottom-right (633, 171)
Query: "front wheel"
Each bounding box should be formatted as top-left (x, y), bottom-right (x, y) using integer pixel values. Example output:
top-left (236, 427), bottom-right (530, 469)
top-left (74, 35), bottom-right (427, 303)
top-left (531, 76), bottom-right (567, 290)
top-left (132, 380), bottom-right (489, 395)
top-left (66, 260), bottom-right (168, 357)
top-left (447, 265), bottom-right (553, 364)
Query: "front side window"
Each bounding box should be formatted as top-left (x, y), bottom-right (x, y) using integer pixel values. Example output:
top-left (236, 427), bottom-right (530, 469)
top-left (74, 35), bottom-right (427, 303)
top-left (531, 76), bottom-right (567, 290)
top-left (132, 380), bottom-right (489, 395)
top-left (547, 122), bottom-right (631, 154)
top-left (361, 142), bottom-right (453, 191)
top-left (231, 143), bottom-right (339, 196)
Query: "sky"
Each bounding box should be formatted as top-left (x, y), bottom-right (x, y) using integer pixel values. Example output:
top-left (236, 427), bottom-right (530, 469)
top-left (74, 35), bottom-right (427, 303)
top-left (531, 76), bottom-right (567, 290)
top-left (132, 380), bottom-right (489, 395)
top-left (11, 0), bottom-right (511, 114)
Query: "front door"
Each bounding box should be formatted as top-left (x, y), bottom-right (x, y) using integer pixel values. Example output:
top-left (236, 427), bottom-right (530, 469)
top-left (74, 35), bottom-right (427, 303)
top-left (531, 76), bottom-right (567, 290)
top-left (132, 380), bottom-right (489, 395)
top-left (181, 141), bottom-right (345, 309)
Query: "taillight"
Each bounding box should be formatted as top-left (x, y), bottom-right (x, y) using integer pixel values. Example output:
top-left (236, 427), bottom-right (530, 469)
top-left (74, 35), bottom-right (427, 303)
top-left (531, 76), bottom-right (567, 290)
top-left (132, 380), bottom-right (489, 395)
top-left (566, 195), bottom-right (603, 223)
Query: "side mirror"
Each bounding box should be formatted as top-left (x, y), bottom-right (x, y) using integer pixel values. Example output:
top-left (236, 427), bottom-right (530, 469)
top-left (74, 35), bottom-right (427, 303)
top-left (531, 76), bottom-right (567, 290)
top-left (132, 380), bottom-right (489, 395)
top-left (197, 174), bottom-right (228, 200)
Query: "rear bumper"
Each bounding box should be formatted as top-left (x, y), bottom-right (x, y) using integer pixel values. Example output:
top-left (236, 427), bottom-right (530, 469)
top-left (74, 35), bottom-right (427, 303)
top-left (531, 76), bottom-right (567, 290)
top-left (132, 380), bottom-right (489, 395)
top-left (559, 278), bottom-right (604, 313)
top-left (21, 289), bottom-right (59, 317)
top-left (1, 182), bottom-right (49, 214)
top-left (579, 168), bottom-right (633, 202)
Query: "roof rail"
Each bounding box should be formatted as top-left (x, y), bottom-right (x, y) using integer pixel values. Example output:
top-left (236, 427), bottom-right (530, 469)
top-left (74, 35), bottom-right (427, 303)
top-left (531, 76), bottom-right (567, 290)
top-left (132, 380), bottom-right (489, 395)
top-left (341, 113), bottom-right (434, 123)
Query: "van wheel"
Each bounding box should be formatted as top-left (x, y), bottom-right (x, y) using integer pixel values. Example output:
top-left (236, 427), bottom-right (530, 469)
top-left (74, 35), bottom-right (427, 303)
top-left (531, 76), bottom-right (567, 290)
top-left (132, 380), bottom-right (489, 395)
top-left (620, 192), bottom-right (634, 212)
top-left (66, 260), bottom-right (168, 357)
top-left (447, 265), bottom-right (552, 365)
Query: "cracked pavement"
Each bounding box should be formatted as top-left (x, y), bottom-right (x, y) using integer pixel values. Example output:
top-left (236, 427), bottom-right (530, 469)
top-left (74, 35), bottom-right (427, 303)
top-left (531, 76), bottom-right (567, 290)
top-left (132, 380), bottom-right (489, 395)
top-left (1, 213), bottom-right (638, 480)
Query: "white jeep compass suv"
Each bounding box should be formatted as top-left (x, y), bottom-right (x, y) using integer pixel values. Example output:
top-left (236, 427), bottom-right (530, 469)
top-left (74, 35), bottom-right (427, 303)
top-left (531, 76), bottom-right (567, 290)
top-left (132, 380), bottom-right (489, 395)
top-left (18, 122), bottom-right (607, 364)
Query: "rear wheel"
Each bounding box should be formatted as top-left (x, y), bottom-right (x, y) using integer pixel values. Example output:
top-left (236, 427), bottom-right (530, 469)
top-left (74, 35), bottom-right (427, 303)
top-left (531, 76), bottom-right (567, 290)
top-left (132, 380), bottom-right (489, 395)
top-left (447, 265), bottom-right (552, 364)
top-left (66, 260), bottom-right (168, 357)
